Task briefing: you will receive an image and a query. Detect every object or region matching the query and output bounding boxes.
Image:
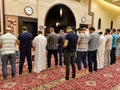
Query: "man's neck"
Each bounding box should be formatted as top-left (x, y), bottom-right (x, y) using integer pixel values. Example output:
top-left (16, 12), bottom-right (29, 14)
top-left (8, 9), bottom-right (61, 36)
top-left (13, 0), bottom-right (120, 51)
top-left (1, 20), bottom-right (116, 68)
top-left (22, 31), bottom-right (27, 33)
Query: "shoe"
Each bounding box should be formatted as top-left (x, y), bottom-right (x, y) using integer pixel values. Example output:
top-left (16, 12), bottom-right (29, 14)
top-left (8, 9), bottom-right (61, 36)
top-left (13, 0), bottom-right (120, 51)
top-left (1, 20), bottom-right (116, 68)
top-left (3, 77), bottom-right (8, 80)
top-left (65, 77), bottom-right (69, 80)
top-left (72, 75), bottom-right (76, 78)
top-left (12, 75), bottom-right (15, 78)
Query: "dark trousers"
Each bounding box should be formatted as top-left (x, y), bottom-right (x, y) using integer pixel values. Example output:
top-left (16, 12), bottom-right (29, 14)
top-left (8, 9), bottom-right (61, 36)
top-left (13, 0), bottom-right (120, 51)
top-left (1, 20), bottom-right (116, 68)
top-left (76, 51), bottom-right (87, 70)
top-left (65, 52), bottom-right (76, 80)
top-left (47, 49), bottom-right (58, 67)
top-left (110, 47), bottom-right (116, 65)
top-left (88, 50), bottom-right (97, 72)
top-left (1, 54), bottom-right (16, 79)
top-left (19, 50), bottom-right (32, 74)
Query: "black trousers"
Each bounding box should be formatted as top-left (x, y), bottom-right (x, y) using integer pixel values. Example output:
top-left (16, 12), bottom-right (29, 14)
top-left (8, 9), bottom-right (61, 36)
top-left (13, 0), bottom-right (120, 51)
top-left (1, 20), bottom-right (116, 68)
top-left (110, 47), bottom-right (116, 65)
top-left (65, 52), bottom-right (76, 80)
top-left (47, 49), bottom-right (58, 67)
top-left (88, 50), bottom-right (97, 72)
top-left (19, 50), bottom-right (32, 74)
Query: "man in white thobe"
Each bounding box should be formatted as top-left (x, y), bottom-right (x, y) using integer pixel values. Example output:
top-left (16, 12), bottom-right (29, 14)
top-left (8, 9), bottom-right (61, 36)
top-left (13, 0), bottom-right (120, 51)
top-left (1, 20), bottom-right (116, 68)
top-left (104, 29), bottom-right (112, 66)
top-left (97, 32), bottom-right (106, 69)
top-left (33, 31), bottom-right (47, 73)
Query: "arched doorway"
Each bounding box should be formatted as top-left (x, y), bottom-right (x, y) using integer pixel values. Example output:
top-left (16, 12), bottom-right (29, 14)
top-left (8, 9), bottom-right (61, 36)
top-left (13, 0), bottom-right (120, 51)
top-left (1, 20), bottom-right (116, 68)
top-left (45, 4), bottom-right (76, 35)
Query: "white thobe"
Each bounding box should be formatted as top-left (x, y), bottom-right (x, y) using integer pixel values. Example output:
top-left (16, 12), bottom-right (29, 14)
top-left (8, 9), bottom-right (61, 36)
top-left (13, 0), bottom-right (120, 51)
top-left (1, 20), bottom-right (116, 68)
top-left (33, 34), bottom-right (47, 73)
top-left (97, 35), bottom-right (106, 69)
top-left (104, 35), bottom-right (112, 66)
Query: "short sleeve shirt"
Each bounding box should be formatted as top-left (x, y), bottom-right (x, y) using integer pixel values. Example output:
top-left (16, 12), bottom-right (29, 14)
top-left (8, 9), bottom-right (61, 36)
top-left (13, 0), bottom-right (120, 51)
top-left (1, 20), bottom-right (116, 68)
top-left (112, 34), bottom-right (118, 48)
top-left (65, 31), bottom-right (78, 52)
top-left (0, 33), bottom-right (17, 55)
top-left (18, 32), bottom-right (32, 51)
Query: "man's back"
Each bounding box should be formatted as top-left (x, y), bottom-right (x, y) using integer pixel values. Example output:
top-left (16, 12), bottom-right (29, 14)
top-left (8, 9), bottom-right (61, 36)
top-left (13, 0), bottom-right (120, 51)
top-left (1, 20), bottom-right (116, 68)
top-left (98, 35), bottom-right (106, 50)
top-left (0, 33), bottom-right (17, 55)
top-left (105, 35), bottom-right (112, 50)
top-left (47, 33), bottom-right (58, 50)
top-left (77, 33), bottom-right (89, 51)
top-left (112, 33), bottom-right (118, 48)
top-left (66, 31), bottom-right (78, 52)
top-left (88, 32), bottom-right (99, 51)
top-left (34, 35), bottom-right (47, 49)
top-left (18, 32), bottom-right (32, 51)
top-left (58, 34), bottom-right (66, 46)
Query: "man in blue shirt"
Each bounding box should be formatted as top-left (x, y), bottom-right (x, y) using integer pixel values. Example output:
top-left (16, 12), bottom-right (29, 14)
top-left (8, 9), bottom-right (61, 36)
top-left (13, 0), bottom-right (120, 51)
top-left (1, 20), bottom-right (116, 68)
top-left (88, 26), bottom-right (99, 72)
top-left (110, 29), bottom-right (118, 65)
top-left (17, 27), bottom-right (32, 75)
top-left (64, 26), bottom-right (78, 80)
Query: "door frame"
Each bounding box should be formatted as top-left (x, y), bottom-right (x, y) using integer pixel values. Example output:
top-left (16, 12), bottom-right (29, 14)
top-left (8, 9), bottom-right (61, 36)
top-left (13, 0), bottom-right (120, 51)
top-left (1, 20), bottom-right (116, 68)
top-left (18, 16), bottom-right (38, 33)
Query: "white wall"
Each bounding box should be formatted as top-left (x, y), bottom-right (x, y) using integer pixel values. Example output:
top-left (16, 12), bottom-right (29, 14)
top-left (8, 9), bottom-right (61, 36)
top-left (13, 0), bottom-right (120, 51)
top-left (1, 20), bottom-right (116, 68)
top-left (92, 0), bottom-right (120, 31)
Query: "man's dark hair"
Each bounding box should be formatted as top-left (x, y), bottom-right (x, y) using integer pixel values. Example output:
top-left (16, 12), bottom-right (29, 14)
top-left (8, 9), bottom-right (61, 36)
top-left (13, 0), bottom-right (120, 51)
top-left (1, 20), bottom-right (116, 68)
top-left (38, 30), bottom-right (43, 34)
top-left (76, 27), bottom-right (83, 31)
top-left (22, 26), bottom-right (28, 31)
top-left (105, 28), bottom-right (110, 34)
top-left (117, 28), bottom-right (120, 32)
top-left (89, 26), bottom-right (95, 31)
top-left (66, 26), bottom-right (72, 30)
top-left (98, 31), bottom-right (103, 35)
top-left (112, 28), bottom-right (116, 33)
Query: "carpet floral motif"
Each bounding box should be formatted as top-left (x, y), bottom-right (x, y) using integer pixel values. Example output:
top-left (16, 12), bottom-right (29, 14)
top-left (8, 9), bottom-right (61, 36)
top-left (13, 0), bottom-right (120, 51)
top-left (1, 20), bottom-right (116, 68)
top-left (0, 61), bottom-right (120, 90)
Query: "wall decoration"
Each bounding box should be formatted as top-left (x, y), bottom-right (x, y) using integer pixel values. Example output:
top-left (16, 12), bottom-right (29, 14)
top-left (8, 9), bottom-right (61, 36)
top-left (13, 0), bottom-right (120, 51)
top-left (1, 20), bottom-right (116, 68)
top-left (5, 15), bottom-right (18, 36)
top-left (81, 17), bottom-right (86, 23)
top-left (98, 18), bottom-right (101, 29)
top-left (0, 0), bottom-right (4, 34)
top-left (24, 6), bottom-right (33, 16)
top-left (110, 20), bottom-right (113, 29)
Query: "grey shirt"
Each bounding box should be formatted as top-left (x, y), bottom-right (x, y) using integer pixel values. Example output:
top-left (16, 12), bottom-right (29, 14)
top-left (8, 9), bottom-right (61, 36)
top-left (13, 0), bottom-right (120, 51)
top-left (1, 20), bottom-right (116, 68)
top-left (88, 32), bottom-right (99, 51)
top-left (77, 33), bottom-right (89, 51)
top-left (47, 32), bottom-right (58, 50)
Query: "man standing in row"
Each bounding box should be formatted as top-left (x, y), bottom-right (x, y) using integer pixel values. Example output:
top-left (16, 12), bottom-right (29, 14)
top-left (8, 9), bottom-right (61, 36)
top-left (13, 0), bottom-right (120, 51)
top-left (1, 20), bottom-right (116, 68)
top-left (33, 30), bottom-right (47, 73)
top-left (64, 26), bottom-right (78, 80)
top-left (17, 27), bottom-right (32, 75)
top-left (0, 27), bottom-right (17, 79)
top-left (58, 30), bottom-right (66, 66)
top-left (47, 27), bottom-right (58, 68)
top-left (97, 32), bottom-right (106, 69)
top-left (76, 28), bottom-right (89, 74)
top-left (88, 26), bottom-right (99, 72)
top-left (104, 29), bottom-right (112, 66)
top-left (110, 29), bottom-right (118, 65)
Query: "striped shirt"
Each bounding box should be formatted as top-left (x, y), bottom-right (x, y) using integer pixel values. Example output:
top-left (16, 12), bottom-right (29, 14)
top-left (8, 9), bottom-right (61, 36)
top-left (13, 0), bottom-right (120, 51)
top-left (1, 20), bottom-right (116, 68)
top-left (0, 33), bottom-right (17, 55)
top-left (77, 33), bottom-right (89, 51)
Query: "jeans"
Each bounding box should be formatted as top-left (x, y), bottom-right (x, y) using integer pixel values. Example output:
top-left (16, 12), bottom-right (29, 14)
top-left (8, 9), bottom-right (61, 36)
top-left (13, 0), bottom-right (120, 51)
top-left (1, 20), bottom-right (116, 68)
top-left (1, 54), bottom-right (16, 79)
top-left (65, 52), bottom-right (76, 80)
top-left (110, 47), bottom-right (116, 65)
top-left (76, 51), bottom-right (87, 70)
top-left (19, 50), bottom-right (32, 74)
top-left (47, 49), bottom-right (58, 67)
top-left (59, 46), bottom-right (64, 66)
top-left (88, 50), bottom-right (97, 72)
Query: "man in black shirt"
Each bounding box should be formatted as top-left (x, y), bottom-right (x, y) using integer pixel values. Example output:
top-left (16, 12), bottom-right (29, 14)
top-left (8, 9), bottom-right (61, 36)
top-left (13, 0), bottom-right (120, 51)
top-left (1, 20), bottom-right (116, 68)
top-left (17, 27), bottom-right (32, 75)
top-left (64, 26), bottom-right (78, 80)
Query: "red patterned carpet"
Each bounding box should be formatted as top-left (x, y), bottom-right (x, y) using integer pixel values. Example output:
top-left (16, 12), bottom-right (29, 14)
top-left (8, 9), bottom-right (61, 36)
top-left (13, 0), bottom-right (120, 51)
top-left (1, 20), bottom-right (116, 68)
top-left (0, 59), bottom-right (120, 90)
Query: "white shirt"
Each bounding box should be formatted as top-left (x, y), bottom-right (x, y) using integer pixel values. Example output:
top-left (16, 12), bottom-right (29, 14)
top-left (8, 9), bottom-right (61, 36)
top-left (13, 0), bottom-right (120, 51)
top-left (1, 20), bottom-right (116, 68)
top-left (105, 34), bottom-right (112, 50)
top-left (0, 33), bottom-right (17, 55)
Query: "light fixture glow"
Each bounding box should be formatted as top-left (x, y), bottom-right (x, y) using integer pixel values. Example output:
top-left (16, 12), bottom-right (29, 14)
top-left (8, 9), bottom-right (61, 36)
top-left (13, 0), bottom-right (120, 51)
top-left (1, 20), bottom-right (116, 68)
top-left (60, 8), bottom-right (63, 17)
top-left (112, 0), bottom-right (119, 2)
top-left (56, 22), bottom-right (59, 27)
top-left (100, 0), bottom-right (120, 10)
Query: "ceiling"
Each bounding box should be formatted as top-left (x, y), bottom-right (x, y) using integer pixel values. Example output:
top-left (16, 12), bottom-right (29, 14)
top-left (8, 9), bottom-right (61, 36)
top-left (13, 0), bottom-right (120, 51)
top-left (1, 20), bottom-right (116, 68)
top-left (104, 0), bottom-right (120, 7)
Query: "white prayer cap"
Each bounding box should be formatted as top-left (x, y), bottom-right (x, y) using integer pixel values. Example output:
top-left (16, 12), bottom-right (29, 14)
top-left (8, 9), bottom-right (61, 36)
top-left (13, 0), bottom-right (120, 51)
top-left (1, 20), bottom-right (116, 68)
top-left (6, 27), bottom-right (12, 31)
